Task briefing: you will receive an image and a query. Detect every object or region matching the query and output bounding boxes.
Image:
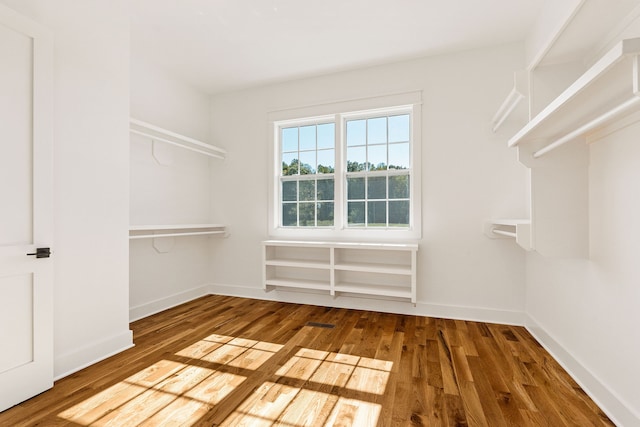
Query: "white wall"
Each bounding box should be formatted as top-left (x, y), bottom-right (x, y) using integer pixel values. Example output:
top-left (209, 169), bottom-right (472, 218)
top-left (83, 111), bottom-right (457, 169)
top-left (129, 58), bottom-right (215, 320)
top-left (208, 43), bottom-right (530, 323)
top-left (0, 0), bottom-right (132, 378)
top-left (526, 120), bottom-right (640, 426)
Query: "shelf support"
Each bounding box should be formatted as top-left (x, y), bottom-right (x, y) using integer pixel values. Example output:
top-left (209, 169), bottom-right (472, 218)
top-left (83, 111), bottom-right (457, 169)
top-left (492, 70), bottom-right (528, 132)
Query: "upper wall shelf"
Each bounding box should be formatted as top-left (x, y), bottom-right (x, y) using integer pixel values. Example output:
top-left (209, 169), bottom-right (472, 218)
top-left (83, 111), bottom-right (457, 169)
top-left (508, 38), bottom-right (640, 158)
top-left (129, 118), bottom-right (227, 160)
top-left (129, 224), bottom-right (227, 240)
top-left (484, 219), bottom-right (532, 251)
top-left (492, 70), bottom-right (528, 132)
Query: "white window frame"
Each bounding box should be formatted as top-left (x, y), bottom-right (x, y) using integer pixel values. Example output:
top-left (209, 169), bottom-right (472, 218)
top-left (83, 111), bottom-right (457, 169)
top-left (268, 91), bottom-right (422, 241)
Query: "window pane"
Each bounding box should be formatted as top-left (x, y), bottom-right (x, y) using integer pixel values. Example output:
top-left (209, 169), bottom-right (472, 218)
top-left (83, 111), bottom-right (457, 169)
top-left (282, 127), bottom-right (298, 152)
top-left (347, 177), bottom-right (365, 200)
top-left (346, 119), bottom-right (366, 146)
top-left (347, 146), bottom-right (366, 171)
top-left (348, 201), bottom-right (365, 226)
top-left (317, 123), bottom-right (334, 149)
top-left (298, 151), bottom-right (316, 174)
top-left (389, 200), bottom-right (410, 226)
top-left (317, 149), bottom-right (334, 173)
top-left (282, 180), bottom-right (297, 201)
top-left (299, 202), bottom-right (315, 226)
top-left (367, 117), bottom-right (387, 145)
top-left (368, 144), bottom-right (387, 171)
top-left (299, 180), bottom-right (316, 201)
top-left (317, 178), bottom-right (334, 201)
top-left (388, 143), bottom-right (410, 170)
top-left (388, 114), bottom-right (409, 143)
top-left (282, 153), bottom-right (299, 175)
top-left (367, 176), bottom-right (386, 200)
top-left (389, 175), bottom-right (409, 199)
top-left (317, 202), bottom-right (334, 226)
top-left (282, 203), bottom-right (297, 226)
top-left (368, 201), bottom-right (387, 226)
top-left (299, 125), bottom-right (316, 151)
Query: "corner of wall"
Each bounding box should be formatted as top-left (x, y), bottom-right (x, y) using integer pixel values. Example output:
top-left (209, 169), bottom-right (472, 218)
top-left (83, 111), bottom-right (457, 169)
top-left (525, 314), bottom-right (640, 427)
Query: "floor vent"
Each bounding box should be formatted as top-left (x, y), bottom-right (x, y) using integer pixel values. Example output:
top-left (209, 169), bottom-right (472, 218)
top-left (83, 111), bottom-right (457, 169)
top-left (306, 321), bottom-right (335, 329)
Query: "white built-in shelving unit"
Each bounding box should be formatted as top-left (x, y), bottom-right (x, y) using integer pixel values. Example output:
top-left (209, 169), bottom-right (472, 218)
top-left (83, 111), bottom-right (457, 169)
top-left (508, 38), bottom-right (640, 159)
top-left (129, 119), bottom-right (227, 243)
top-left (488, 38), bottom-right (640, 257)
top-left (263, 240), bottom-right (418, 303)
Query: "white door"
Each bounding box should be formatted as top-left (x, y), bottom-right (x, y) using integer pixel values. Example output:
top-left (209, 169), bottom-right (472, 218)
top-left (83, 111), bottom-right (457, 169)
top-left (0, 4), bottom-right (54, 412)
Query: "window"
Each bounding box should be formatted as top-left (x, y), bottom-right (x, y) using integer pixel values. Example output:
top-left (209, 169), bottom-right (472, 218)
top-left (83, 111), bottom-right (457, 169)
top-left (345, 113), bottom-right (411, 228)
top-left (281, 122), bottom-right (335, 227)
top-left (269, 92), bottom-right (421, 239)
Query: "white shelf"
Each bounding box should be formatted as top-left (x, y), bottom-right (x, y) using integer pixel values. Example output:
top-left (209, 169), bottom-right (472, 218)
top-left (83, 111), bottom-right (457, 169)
top-left (509, 38), bottom-right (640, 158)
top-left (492, 70), bottom-right (527, 132)
top-left (334, 282), bottom-right (413, 299)
top-left (130, 118), bottom-right (226, 160)
top-left (497, 40), bottom-right (640, 258)
top-left (263, 240), bottom-right (418, 303)
top-left (484, 219), bottom-right (532, 251)
top-left (264, 278), bottom-right (330, 292)
top-left (265, 259), bottom-right (330, 269)
top-left (129, 224), bottom-right (226, 240)
top-left (333, 241), bottom-right (418, 251)
top-left (264, 240), bottom-right (418, 251)
top-left (334, 262), bottom-right (412, 275)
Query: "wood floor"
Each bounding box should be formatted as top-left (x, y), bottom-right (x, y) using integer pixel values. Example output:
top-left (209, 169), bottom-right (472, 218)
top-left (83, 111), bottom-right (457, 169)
top-left (0, 295), bottom-right (614, 426)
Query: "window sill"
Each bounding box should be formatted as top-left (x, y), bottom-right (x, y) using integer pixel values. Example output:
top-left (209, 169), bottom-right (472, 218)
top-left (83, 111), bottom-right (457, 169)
top-left (268, 225), bottom-right (421, 242)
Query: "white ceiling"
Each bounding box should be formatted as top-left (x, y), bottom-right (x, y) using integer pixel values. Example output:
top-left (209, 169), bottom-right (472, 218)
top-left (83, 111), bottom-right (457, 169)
top-left (131, 0), bottom-right (546, 94)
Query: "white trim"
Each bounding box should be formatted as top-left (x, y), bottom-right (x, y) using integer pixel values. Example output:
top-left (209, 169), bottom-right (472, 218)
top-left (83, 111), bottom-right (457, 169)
top-left (54, 330), bottom-right (134, 380)
top-left (267, 90), bottom-right (422, 122)
top-left (268, 93), bottom-right (422, 241)
top-left (129, 285), bottom-right (211, 322)
top-left (206, 283), bottom-right (525, 326)
top-left (525, 314), bottom-right (640, 427)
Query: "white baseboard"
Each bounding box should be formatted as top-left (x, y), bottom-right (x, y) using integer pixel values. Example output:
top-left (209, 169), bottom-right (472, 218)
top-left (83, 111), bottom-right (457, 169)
top-left (525, 314), bottom-right (639, 427)
top-left (206, 282), bottom-right (526, 326)
top-left (54, 329), bottom-right (133, 380)
top-left (129, 285), bottom-right (211, 322)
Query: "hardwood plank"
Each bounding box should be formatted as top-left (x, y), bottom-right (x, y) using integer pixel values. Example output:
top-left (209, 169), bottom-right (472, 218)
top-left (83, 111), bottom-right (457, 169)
top-left (0, 295), bottom-right (615, 427)
top-left (465, 356), bottom-right (512, 427)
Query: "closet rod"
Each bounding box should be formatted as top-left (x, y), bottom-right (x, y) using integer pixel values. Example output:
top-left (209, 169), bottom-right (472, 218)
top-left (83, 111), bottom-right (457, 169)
top-left (532, 95), bottom-right (640, 158)
top-left (130, 129), bottom-right (225, 159)
top-left (129, 230), bottom-right (226, 239)
top-left (491, 229), bottom-right (517, 238)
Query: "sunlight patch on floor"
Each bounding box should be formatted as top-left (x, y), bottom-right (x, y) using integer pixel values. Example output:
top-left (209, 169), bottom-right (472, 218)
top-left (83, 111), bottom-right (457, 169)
top-left (221, 347), bottom-right (391, 425)
top-left (57, 335), bottom-right (390, 426)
